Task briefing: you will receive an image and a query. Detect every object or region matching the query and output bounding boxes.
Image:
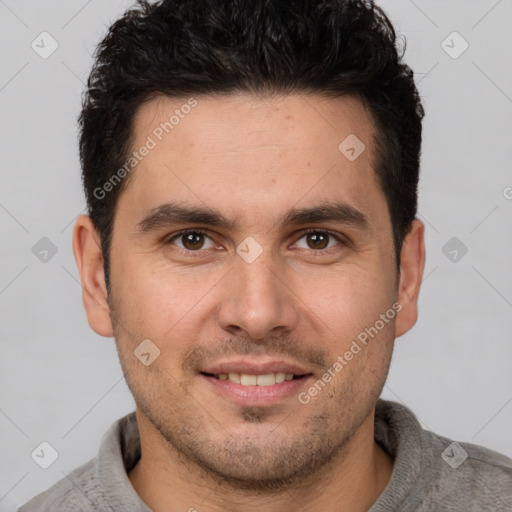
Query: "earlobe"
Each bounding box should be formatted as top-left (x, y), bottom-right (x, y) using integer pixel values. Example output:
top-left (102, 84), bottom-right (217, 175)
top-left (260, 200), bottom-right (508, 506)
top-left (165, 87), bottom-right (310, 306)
top-left (395, 219), bottom-right (426, 338)
top-left (72, 215), bottom-right (114, 337)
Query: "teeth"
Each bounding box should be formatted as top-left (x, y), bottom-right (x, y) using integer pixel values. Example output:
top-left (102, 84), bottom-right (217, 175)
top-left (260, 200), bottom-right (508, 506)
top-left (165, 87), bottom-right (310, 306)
top-left (241, 374), bottom-right (257, 385)
top-left (228, 373), bottom-right (241, 384)
top-left (220, 372), bottom-right (296, 386)
top-left (256, 374), bottom-right (275, 386)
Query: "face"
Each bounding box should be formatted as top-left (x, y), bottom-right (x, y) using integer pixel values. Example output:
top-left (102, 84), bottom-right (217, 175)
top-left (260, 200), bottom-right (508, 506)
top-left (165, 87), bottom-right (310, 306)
top-left (75, 92), bottom-right (424, 489)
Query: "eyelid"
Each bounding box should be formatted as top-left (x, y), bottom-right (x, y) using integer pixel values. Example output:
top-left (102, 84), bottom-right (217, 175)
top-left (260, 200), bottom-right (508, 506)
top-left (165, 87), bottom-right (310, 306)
top-left (166, 227), bottom-right (208, 240)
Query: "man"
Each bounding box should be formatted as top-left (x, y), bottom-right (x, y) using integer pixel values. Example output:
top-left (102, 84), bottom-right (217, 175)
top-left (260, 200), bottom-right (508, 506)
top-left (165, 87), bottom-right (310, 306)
top-left (19, 0), bottom-right (512, 510)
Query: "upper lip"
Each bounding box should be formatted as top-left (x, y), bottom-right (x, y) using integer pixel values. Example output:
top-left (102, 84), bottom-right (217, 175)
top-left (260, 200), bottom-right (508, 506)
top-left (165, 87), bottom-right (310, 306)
top-left (200, 359), bottom-right (312, 376)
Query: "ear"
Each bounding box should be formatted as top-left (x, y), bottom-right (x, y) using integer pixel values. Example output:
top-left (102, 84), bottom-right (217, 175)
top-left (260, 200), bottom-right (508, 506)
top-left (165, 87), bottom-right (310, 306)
top-left (72, 215), bottom-right (114, 337)
top-left (395, 219), bottom-right (426, 338)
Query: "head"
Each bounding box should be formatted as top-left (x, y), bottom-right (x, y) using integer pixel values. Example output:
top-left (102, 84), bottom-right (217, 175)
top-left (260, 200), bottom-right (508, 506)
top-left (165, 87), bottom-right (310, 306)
top-left (74, 0), bottom-right (425, 490)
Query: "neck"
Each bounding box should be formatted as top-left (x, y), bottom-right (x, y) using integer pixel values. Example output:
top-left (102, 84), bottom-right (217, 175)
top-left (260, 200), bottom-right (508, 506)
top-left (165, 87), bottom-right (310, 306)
top-left (128, 408), bottom-right (393, 512)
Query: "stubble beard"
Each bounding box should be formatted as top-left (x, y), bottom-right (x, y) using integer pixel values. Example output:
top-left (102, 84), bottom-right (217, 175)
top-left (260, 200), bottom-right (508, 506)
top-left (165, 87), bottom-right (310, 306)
top-left (108, 291), bottom-right (391, 493)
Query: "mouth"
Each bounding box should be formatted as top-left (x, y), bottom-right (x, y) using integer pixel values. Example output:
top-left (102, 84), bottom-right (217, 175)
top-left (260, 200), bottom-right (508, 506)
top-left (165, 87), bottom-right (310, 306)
top-left (201, 371), bottom-right (307, 386)
top-left (198, 360), bottom-right (314, 406)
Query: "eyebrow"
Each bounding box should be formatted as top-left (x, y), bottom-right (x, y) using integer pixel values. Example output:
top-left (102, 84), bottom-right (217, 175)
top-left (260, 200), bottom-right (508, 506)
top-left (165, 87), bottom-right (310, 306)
top-left (136, 201), bottom-right (370, 234)
top-left (137, 203), bottom-right (235, 233)
top-left (278, 202), bottom-right (369, 231)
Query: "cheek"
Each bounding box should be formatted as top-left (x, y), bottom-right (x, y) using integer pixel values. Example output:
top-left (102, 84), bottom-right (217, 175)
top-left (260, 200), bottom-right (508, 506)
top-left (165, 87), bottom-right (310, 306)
top-left (295, 263), bottom-right (396, 335)
top-left (111, 254), bottom-right (221, 348)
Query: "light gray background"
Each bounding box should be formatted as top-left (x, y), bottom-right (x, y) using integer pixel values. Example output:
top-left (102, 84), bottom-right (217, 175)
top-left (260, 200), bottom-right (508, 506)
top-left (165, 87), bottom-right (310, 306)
top-left (1, 0), bottom-right (511, 509)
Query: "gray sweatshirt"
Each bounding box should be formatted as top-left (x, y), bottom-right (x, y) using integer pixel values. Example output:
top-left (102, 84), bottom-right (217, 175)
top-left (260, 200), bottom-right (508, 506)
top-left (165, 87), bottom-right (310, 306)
top-left (18, 399), bottom-right (512, 511)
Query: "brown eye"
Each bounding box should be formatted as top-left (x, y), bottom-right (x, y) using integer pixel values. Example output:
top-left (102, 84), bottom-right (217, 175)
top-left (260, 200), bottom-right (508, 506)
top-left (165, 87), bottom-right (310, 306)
top-left (294, 230), bottom-right (341, 251)
top-left (181, 232), bottom-right (205, 250)
top-left (168, 230), bottom-right (215, 251)
top-left (306, 232), bottom-right (329, 249)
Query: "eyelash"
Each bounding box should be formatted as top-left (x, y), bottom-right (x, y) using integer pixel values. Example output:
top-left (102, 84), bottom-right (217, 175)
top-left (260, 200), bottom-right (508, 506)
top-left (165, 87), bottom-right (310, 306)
top-left (165, 228), bottom-right (346, 256)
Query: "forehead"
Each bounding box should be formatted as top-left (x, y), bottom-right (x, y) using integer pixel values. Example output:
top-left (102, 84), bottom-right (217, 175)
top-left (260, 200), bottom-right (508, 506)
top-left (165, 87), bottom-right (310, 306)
top-left (121, 92), bottom-right (385, 227)
top-left (132, 92), bottom-right (375, 157)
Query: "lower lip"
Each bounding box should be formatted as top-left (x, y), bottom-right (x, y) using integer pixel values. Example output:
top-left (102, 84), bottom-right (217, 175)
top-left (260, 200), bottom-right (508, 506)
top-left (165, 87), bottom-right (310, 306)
top-left (200, 374), bottom-right (312, 407)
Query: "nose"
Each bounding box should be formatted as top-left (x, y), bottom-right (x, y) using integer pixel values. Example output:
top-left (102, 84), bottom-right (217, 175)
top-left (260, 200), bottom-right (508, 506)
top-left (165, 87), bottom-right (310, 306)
top-left (217, 251), bottom-right (299, 341)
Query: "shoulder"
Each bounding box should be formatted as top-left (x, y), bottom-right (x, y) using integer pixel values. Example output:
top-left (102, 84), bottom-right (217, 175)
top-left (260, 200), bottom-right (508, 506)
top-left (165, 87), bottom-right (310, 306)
top-left (17, 412), bottom-right (141, 512)
top-left (17, 457), bottom-right (107, 512)
top-left (420, 428), bottom-right (512, 510)
top-left (374, 400), bottom-right (512, 511)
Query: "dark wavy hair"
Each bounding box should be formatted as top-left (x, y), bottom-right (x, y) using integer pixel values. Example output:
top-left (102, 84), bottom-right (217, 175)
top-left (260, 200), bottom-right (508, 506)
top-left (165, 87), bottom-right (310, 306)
top-left (79, 0), bottom-right (424, 289)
